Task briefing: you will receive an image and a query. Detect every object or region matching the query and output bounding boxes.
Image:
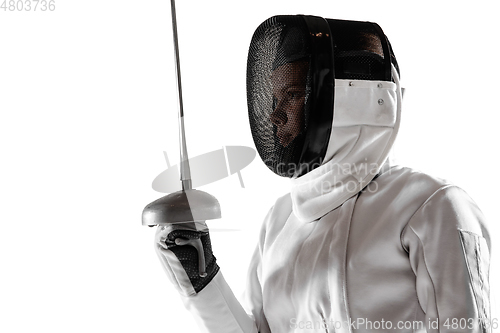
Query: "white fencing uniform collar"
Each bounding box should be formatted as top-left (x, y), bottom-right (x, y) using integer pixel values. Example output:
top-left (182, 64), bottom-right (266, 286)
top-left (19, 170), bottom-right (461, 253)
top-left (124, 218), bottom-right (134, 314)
top-left (290, 65), bottom-right (402, 222)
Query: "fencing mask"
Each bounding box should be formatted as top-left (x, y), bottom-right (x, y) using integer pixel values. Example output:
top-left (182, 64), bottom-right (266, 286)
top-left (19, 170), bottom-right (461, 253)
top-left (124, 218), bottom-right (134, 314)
top-left (247, 15), bottom-right (400, 178)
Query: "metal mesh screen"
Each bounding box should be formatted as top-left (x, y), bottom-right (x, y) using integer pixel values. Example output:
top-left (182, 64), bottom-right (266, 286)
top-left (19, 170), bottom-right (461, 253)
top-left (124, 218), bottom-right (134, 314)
top-left (247, 16), bottom-right (312, 177)
top-left (327, 19), bottom-right (399, 81)
top-left (328, 20), bottom-right (387, 81)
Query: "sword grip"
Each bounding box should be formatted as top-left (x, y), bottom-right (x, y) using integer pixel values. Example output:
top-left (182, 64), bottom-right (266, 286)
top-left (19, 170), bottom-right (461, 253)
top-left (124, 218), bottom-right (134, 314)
top-left (174, 237), bottom-right (207, 277)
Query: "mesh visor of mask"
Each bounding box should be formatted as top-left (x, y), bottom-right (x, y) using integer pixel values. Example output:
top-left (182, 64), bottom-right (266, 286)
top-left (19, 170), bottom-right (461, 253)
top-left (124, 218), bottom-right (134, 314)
top-left (247, 15), bottom-right (398, 178)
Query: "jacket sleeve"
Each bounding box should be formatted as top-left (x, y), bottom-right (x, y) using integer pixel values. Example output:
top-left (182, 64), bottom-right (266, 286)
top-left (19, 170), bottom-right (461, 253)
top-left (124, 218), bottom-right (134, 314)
top-left (243, 209), bottom-right (273, 333)
top-left (401, 185), bottom-right (492, 333)
top-left (178, 271), bottom-right (259, 333)
top-left (155, 229), bottom-right (259, 333)
top-left (155, 205), bottom-right (278, 333)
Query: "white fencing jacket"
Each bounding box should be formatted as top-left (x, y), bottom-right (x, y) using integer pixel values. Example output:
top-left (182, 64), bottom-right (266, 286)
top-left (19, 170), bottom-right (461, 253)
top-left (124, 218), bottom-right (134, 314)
top-left (157, 165), bottom-right (491, 333)
top-left (155, 74), bottom-right (491, 332)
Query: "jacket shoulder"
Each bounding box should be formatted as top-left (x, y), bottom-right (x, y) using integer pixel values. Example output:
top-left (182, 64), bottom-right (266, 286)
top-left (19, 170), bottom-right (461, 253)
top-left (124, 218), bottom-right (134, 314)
top-left (378, 165), bottom-right (488, 239)
top-left (376, 165), bottom-right (453, 199)
top-left (357, 165), bottom-right (456, 223)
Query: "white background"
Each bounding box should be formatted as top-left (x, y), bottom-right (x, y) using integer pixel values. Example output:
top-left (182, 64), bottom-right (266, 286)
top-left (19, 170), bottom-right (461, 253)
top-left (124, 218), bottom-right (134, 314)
top-left (1, 0), bottom-right (498, 332)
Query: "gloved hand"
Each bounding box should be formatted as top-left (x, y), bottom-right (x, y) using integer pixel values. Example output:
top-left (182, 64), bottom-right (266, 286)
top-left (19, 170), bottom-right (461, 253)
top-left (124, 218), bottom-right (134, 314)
top-left (155, 222), bottom-right (219, 296)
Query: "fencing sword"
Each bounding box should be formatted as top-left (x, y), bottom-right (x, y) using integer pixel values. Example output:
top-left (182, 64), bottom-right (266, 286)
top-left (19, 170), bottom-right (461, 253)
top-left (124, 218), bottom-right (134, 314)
top-left (142, 0), bottom-right (221, 277)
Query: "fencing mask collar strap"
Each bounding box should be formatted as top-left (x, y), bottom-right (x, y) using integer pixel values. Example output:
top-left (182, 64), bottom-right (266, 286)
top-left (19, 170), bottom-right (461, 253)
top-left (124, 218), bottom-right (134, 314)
top-left (290, 65), bottom-right (402, 222)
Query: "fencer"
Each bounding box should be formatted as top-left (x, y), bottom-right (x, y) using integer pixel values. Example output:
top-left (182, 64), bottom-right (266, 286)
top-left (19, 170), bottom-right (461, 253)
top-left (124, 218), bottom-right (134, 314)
top-left (154, 15), bottom-right (491, 333)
